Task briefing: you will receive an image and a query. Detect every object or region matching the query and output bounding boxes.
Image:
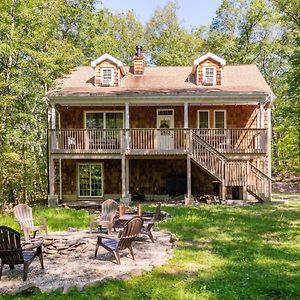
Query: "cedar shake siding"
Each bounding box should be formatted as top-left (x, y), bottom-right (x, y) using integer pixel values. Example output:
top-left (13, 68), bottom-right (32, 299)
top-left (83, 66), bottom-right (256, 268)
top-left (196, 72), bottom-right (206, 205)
top-left (57, 105), bottom-right (262, 130)
top-left (56, 158), bottom-right (215, 199)
top-left (196, 58), bottom-right (222, 86)
top-left (94, 60), bottom-right (119, 87)
top-left (58, 159), bottom-right (122, 200)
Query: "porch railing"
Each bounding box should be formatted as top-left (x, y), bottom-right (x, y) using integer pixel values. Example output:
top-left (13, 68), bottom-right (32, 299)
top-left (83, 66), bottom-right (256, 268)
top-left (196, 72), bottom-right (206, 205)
top-left (194, 128), bottom-right (267, 153)
top-left (49, 129), bottom-right (122, 153)
top-left (49, 128), bottom-right (267, 154)
top-left (126, 128), bottom-right (187, 154)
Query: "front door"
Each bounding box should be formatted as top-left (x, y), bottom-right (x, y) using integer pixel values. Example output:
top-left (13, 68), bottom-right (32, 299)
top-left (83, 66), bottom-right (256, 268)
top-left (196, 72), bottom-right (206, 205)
top-left (156, 109), bottom-right (174, 150)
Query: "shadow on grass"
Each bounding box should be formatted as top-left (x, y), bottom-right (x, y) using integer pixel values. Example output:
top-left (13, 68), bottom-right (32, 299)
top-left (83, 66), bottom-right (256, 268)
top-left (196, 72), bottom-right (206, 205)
top-left (1, 203), bottom-right (299, 299)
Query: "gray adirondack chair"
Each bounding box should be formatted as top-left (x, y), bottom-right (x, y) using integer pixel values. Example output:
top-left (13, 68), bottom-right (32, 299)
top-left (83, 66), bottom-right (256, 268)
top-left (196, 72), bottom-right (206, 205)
top-left (13, 204), bottom-right (48, 241)
top-left (90, 199), bottom-right (119, 234)
top-left (94, 216), bottom-right (143, 264)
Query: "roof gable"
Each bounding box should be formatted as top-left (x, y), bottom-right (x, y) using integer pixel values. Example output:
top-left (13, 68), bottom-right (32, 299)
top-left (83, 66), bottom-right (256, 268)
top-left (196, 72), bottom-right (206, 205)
top-left (194, 52), bottom-right (226, 66)
top-left (91, 53), bottom-right (126, 75)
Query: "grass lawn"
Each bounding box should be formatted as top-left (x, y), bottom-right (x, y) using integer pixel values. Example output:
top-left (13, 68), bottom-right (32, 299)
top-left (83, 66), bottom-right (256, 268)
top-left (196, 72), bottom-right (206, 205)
top-left (1, 201), bottom-right (300, 300)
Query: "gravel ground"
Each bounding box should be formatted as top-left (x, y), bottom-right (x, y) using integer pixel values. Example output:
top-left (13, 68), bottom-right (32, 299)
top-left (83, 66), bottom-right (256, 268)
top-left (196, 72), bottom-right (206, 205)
top-left (0, 229), bottom-right (174, 295)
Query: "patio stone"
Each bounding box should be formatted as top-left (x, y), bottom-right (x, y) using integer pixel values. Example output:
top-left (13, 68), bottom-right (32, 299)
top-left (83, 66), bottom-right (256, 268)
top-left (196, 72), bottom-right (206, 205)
top-left (0, 229), bottom-right (174, 295)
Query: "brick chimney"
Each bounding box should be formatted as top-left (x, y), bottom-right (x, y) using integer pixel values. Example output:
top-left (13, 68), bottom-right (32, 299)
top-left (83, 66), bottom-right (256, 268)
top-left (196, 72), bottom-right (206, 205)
top-left (133, 45), bottom-right (144, 75)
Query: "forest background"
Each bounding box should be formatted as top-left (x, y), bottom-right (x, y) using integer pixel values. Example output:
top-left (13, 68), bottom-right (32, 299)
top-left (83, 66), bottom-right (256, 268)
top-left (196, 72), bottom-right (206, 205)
top-left (0, 0), bottom-right (299, 205)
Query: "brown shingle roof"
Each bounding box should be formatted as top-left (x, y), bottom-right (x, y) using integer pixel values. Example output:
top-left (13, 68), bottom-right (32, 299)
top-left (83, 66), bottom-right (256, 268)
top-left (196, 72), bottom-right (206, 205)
top-left (49, 64), bottom-right (273, 97)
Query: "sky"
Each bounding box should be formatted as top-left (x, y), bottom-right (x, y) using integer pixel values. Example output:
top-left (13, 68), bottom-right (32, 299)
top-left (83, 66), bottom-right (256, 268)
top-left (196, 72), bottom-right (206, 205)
top-left (99, 0), bottom-right (222, 29)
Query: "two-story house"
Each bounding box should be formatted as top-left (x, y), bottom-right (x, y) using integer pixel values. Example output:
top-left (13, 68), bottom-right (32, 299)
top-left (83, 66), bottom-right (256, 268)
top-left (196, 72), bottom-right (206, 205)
top-left (47, 46), bottom-right (273, 204)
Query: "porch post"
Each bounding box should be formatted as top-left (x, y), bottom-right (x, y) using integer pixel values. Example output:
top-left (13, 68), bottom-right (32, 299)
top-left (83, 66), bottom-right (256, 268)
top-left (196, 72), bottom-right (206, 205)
top-left (59, 158), bottom-right (62, 201)
top-left (48, 104), bottom-right (58, 207)
top-left (121, 156), bottom-right (130, 205)
top-left (259, 100), bottom-right (264, 150)
top-left (125, 158), bottom-right (130, 199)
top-left (121, 156), bottom-right (126, 198)
top-left (125, 102), bottom-right (130, 150)
top-left (184, 102), bottom-right (189, 129)
top-left (267, 105), bottom-right (272, 178)
top-left (51, 104), bottom-right (56, 129)
top-left (219, 182), bottom-right (226, 201)
top-left (185, 154), bottom-right (192, 205)
top-left (48, 158), bottom-right (58, 207)
top-left (49, 158), bottom-right (55, 196)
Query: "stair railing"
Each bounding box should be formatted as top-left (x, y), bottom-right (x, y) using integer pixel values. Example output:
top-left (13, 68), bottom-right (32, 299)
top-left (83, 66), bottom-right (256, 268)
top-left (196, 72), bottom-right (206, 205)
top-left (247, 162), bottom-right (272, 201)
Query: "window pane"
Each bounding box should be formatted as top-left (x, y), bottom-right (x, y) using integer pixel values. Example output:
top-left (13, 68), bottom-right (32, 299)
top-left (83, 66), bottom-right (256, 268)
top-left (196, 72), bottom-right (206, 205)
top-left (199, 111), bottom-right (209, 128)
top-left (79, 165), bottom-right (90, 196)
top-left (86, 113), bottom-right (104, 129)
top-left (90, 165), bottom-right (102, 197)
top-left (215, 111), bottom-right (225, 128)
top-left (79, 164), bottom-right (103, 197)
top-left (106, 113), bottom-right (124, 129)
top-left (205, 68), bottom-right (214, 78)
top-left (158, 110), bottom-right (173, 116)
top-left (102, 69), bottom-right (112, 80)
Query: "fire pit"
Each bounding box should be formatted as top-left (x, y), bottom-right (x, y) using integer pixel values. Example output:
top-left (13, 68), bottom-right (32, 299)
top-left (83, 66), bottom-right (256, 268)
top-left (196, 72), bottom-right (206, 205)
top-left (22, 229), bottom-right (97, 256)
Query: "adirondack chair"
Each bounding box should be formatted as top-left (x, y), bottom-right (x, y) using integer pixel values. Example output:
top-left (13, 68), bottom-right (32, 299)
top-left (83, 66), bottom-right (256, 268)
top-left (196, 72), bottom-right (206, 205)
top-left (13, 204), bottom-right (48, 241)
top-left (90, 199), bottom-right (119, 234)
top-left (140, 203), bottom-right (161, 243)
top-left (94, 216), bottom-right (143, 264)
top-left (0, 226), bottom-right (44, 281)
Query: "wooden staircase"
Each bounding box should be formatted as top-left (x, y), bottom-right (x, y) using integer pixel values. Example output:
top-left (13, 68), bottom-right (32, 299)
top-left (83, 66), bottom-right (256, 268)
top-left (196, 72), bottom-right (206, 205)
top-left (190, 131), bottom-right (271, 202)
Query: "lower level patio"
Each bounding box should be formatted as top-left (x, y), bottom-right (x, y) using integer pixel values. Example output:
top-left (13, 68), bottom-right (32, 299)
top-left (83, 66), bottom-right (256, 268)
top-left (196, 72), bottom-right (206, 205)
top-left (0, 229), bottom-right (174, 295)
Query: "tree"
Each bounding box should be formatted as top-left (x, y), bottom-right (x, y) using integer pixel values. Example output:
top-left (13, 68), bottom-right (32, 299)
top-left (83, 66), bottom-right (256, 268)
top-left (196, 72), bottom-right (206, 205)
top-left (145, 1), bottom-right (205, 66)
top-left (0, 0), bottom-right (96, 206)
top-left (271, 0), bottom-right (300, 174)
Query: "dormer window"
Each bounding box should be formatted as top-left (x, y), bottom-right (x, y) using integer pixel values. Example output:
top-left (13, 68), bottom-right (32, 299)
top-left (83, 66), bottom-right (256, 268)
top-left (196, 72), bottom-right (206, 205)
top-left (91, 53), bottom-right (126, 87)
top-left (203, 66), bottom-right (216, 85)
top-left (192, 53), bottom-right (225, 86)
top-left (101, 68), bottom-right (114, 86)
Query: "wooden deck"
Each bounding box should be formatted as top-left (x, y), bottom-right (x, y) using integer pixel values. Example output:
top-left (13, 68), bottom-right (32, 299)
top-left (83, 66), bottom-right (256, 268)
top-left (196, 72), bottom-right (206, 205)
top-left (48, 128), bottom-right (267, 155)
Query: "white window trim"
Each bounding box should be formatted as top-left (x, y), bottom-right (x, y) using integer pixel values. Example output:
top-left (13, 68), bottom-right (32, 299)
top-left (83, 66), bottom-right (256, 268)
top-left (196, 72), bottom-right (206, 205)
top-left (202, 66), bottom-right (216, 85)
top-left (101, 67), bottom-right (114, 86)
top-left (77, 162), bottom-right (104, 198)
top-left (214, 110), bottom-right (227, 129)
top-left (84, 111), bottom-right (124, 129)
top-left (156, 109), bottom-right (174, 128)
top-left (197, 110), bottom-right (210, 129)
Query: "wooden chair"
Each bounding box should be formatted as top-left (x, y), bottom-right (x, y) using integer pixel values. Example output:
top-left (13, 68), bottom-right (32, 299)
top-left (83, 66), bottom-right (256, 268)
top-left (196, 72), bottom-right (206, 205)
top-left (13, 204), bottom-right (48, 241)
top-left (90, 199), bottom-right (119, 234)
top-left (140, 203), bottom-right (161, 243)
top-left (94, 216), bottom-right (143, 264)
top-left (0, 226), bottom-right (44, 281)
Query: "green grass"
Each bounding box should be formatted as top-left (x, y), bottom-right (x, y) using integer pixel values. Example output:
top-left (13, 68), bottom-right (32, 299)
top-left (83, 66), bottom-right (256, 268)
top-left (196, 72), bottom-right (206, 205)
top-left (0, 206), bottom-right (90, 233)
top-left (1, 202), bottom-right (300, 300)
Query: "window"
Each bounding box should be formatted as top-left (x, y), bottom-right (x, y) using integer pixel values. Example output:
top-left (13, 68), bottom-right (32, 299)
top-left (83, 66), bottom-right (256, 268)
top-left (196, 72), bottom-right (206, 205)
top-left (203, 66), bottom-right (216, 85)
top-left (85, 112), bottom-right (124, 129)
top-left (78, 163), bottom-right (103, 197)
top-left (101, 68), bottom-right (113, 86)
top-left (214, 111), bottom-right (226, 129)
top-left (157, 110), bottom-right (173, 116)
top-left (198, 111), bottom-right (210, 128)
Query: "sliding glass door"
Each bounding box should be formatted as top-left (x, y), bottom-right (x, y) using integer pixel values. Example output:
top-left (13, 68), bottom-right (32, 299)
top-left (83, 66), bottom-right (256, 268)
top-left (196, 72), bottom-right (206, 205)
top-left (78, 163), bottom-right (103, 197)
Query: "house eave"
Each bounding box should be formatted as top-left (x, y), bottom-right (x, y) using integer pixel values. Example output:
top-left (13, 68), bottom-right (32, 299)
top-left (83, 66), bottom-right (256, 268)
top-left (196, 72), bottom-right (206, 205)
top-left (48, 92), bottom-right (271, 106)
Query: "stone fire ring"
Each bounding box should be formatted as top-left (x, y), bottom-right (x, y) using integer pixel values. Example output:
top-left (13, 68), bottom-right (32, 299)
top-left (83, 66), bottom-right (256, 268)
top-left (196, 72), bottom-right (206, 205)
top-left (0, 229), bottom-right (174, 295)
